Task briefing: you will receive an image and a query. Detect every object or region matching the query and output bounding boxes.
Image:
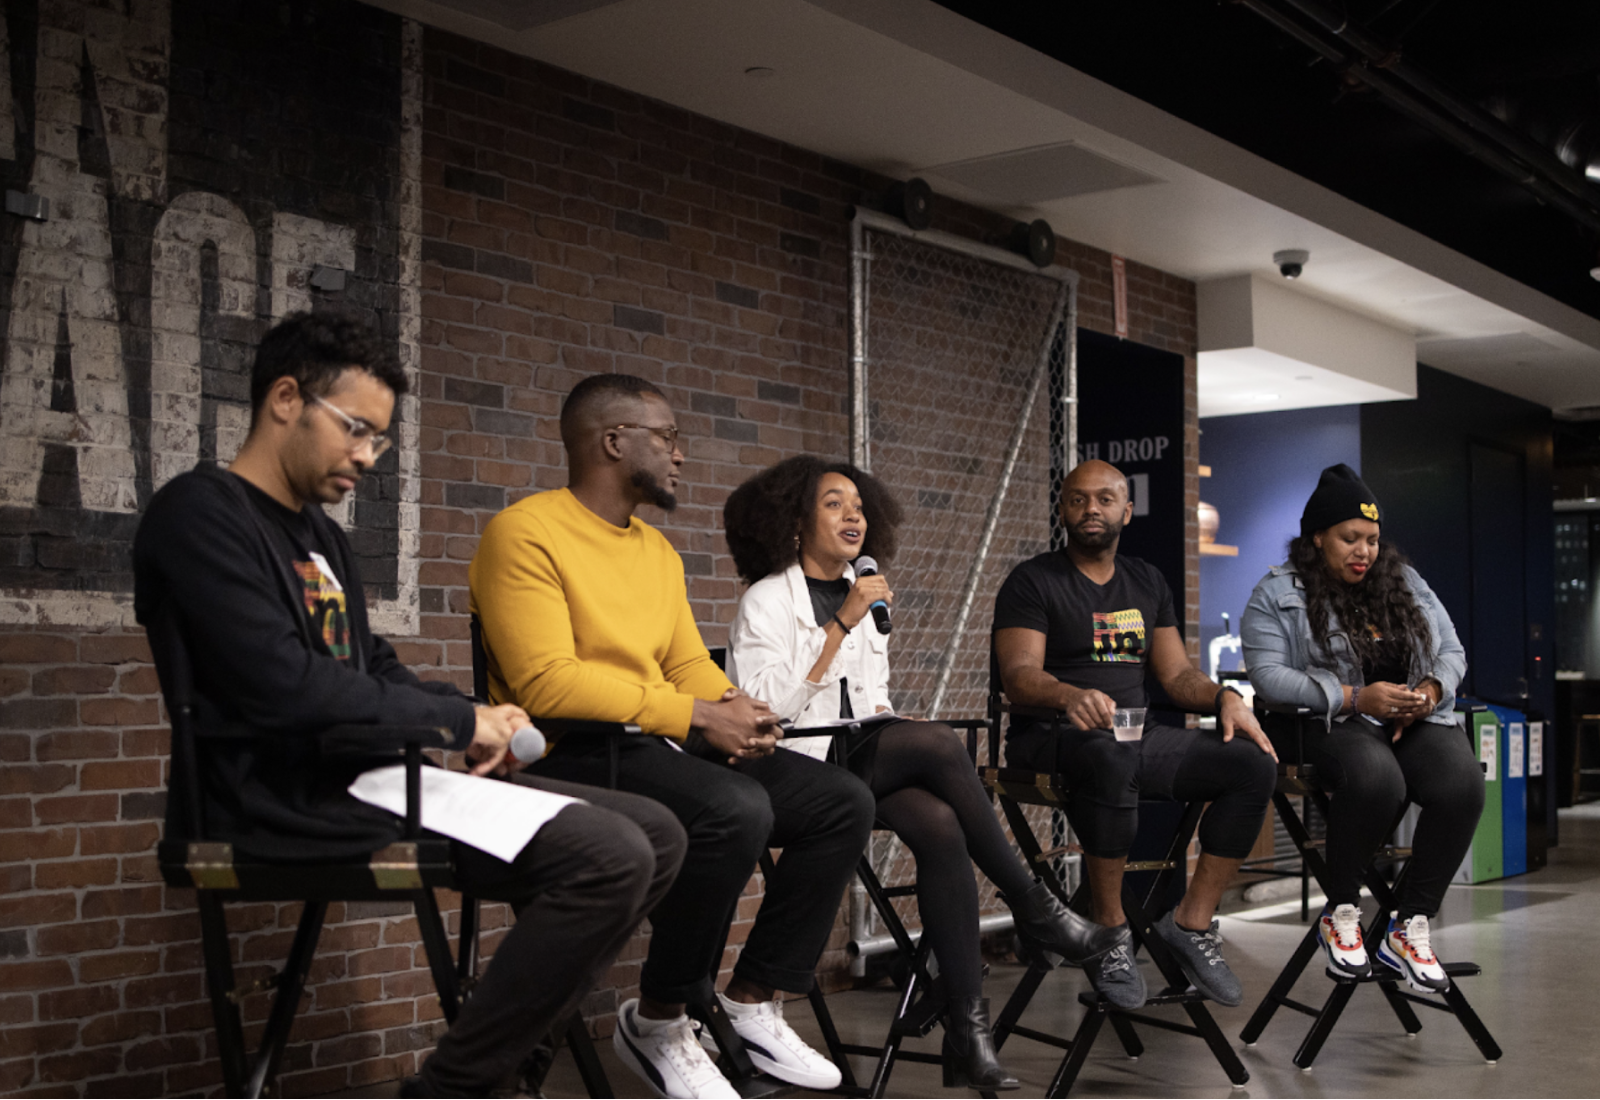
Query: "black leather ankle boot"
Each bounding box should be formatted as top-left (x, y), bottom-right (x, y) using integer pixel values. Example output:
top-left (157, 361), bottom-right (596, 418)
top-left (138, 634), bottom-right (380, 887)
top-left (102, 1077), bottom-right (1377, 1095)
top-left (1007, 880), bottom-right (1130, 964)
top-left (942, 996), bottom-right (1018, 1091)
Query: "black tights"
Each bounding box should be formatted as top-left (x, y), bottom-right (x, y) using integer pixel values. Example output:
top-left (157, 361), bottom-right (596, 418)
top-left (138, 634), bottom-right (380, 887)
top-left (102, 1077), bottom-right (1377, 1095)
top-left (1309, 718), bottom-right (1484, 918)
top-left (860, 720), bottom-right (1036, 1001)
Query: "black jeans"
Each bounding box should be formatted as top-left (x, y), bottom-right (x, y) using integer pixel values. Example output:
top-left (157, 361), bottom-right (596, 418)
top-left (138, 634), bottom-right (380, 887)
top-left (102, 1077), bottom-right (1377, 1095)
top-left (1007, 721), bottom-right (1277, 859)
top-left (423, 773), bottom-right (686, 1096)
top-left (533, 735), bottom-right (875, 1003)
top-left (1303, 718), bottom-right (1484, 918)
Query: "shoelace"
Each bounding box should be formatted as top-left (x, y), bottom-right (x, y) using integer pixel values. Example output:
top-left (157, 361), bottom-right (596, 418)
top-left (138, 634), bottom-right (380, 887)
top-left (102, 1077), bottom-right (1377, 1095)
top-left (1401, 915), bottom-right (1437, 962)
top-left (658, 1016), bottom-right (725, 1088)
top-left (752, 999), bottom-right (813, 1058)
top-left (1328, 904), bottom-right (1364, 947)
top-left (1189, 922), bottom-right (1228, 967)
top-left (1100, 944), bottom-right (1134, 978)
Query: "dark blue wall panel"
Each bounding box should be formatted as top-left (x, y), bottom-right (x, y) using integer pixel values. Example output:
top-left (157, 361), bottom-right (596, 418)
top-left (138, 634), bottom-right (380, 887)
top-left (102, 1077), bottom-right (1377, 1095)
top-left (1196, 404), bottom-right (1362, 672)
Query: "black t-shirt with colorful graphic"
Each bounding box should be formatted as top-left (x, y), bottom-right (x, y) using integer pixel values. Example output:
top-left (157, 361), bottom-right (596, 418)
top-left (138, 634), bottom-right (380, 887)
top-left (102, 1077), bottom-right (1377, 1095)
top-left (993, 551), bottom-right (1179, 732)
top-left (240, 480), bottom-right (353, 662)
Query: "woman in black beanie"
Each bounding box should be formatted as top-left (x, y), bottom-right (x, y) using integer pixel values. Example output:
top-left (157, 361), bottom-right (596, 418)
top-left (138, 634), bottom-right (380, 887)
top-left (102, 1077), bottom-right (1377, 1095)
top-left (1240, 464), bottom-right (1483, 995)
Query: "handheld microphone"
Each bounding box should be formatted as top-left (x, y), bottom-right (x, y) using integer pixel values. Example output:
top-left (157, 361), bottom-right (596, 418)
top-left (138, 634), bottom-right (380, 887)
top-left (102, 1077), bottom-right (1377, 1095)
top-left (508, 724), bottom-right (547, 765)
top-left (854, 556), bottom-right (893, 635)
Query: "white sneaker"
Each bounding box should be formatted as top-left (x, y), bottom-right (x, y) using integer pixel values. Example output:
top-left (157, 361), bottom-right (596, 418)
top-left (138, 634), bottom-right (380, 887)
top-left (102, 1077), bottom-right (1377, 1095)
top-left (718, 992), bottom-right (843, 1090)
top-left (612, 999), bottom-right (739, 1099)
top-left (1375, 913), bottom-right (1451, 994)
top-left (1318, 903), bottom-right (1371, 979)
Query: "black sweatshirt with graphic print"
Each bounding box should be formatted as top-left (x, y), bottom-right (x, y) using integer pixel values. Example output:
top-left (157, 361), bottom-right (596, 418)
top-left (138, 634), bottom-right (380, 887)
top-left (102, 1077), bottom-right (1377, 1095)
top-left (134, 464), bottom-right (475, 861)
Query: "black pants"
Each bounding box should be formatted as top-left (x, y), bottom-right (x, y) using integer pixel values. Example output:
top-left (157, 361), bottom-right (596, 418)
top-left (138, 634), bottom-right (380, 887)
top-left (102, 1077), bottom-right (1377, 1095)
top-left (1007, 721), bottom-right (1276, 860)
top-left (858, 720), bottom-right (1038, 1001)
top-left (534, 735), bottom-right (875, 1003)
top-left (1303, 718), bottom-right (1485, 918)
top-left (423, 773), bottom-right (686, 1096)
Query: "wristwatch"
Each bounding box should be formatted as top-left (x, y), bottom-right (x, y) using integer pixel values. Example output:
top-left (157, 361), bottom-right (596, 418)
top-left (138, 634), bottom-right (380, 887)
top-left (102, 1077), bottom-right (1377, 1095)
top-left (1214, 684), bottom-right (1243, 714)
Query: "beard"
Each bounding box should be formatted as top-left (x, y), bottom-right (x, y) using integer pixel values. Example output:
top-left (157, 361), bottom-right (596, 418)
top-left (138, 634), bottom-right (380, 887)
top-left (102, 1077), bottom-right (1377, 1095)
top-left (1067, 514), bottom-right (1122, 549)
top-left (630, 468), bottom-right (678, 511)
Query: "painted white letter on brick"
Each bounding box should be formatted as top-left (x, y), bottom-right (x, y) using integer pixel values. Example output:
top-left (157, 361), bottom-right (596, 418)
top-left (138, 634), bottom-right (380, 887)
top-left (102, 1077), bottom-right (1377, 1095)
top-left (149, 193), bottom-right (256, 488)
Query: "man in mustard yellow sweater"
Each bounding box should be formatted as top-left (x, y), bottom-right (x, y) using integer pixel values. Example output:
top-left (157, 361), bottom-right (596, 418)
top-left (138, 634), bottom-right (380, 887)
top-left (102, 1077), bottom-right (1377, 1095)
top-left (470, 374), bottom-right (872, 1099)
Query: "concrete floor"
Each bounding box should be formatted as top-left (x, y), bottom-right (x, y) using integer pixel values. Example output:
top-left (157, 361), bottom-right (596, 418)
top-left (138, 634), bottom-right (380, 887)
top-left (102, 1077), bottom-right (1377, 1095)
top-left (367, 804), bottom-right (1600, 1098)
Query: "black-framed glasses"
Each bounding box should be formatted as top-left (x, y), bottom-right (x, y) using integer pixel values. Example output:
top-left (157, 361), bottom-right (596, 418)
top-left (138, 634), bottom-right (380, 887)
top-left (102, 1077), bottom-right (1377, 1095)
top-left (310, 394), bottom-right (394, 460)
top-left (611, 423), bottom-right (682, 450)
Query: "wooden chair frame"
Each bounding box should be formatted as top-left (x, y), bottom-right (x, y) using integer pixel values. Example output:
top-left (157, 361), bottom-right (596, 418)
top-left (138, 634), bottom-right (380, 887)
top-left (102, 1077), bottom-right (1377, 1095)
top-left (148, 605), bottom-right (532, 1098)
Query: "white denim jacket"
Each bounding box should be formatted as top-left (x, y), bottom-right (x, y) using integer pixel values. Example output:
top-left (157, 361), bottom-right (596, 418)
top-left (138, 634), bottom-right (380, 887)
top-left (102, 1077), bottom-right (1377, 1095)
top-left (727, 562), bottom-right (893, 759)
top-left (1240, 562), bottom-right (1466, 730)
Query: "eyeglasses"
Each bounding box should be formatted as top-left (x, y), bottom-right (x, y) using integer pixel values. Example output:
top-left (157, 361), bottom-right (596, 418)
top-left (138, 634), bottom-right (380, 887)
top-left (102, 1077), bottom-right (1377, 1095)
top-left (611, 423), bottom-right (682, 450)
top-left (310, 394), bottom-right (394, 460)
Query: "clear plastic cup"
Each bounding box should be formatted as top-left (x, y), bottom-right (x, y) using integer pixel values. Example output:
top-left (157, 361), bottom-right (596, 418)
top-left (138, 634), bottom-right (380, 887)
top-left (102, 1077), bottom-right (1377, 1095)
top-left (1112, 707), bottom-right (1146, 742)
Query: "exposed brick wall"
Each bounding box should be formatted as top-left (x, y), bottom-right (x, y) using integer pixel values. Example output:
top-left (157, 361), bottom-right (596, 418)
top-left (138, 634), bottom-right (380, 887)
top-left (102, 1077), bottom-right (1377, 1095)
top-left (408, 21), bottom-right (1202, 1028)
top-left (0, 13), bottom-right (1199, 1098)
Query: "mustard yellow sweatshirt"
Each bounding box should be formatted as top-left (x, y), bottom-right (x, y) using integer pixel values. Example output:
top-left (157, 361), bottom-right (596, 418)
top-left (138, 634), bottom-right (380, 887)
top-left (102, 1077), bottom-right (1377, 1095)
top-left (468, 487), bottom-right (733, 740)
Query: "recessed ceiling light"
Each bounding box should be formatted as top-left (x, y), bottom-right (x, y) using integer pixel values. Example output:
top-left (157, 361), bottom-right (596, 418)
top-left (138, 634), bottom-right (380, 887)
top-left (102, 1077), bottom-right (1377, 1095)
top-left (1591, 264), bottom-right (1600, 282)
top-left (1253, 393), bottom-right (1280, 402)
top-left (744, 66), bottom-right (775, 79)
top-left (1295, 375), bottom-right (1313, 382)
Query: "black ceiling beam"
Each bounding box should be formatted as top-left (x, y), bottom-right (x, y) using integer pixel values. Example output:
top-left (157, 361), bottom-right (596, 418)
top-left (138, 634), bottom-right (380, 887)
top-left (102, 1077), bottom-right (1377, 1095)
top-left (1232, 0), bottom-right (1600, 238)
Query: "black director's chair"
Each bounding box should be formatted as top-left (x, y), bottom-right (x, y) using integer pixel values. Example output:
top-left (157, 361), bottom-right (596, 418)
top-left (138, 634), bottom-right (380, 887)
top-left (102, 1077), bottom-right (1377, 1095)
top-left (1238, 700), bottom-right (1502, 1069)
top-left (978, 670), bottom-right (1250, 1097)
top-left (478, 629), bottom-right (790, 1098)
top-left (803, 715), bottom-right (1000, 1099)
top-left (149, 604), bottom-right (498, 1099)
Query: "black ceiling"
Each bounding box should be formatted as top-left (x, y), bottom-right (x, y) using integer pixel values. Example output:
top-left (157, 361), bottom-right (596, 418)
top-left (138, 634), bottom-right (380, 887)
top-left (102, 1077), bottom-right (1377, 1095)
top-left (934, 0), bottom-right (1600, 323)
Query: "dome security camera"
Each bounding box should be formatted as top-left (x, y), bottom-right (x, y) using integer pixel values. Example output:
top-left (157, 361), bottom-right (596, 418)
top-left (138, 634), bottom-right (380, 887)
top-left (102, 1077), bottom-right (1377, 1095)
top-left (1274, 249), bottom-right (1309, 279)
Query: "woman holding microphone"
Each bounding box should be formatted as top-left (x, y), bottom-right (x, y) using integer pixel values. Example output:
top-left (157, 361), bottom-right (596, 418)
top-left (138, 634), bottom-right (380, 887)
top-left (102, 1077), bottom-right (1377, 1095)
top-left (1241, 464), bottom-right (1483, 993)
top-left (724, 455), bottom-right (1125, 1092)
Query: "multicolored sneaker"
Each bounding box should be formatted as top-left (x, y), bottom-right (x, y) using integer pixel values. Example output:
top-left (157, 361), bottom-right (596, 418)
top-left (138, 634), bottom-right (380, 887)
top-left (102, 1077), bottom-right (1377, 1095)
top-left (1318, 903), bottom-right (1371, 980)
top-left (1375, 913), bottom-right (1450, 993)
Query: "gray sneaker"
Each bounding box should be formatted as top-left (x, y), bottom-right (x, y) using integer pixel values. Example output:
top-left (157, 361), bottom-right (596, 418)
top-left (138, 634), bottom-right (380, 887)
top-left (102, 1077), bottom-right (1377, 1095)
top-left (1154, 912), bottom-right (1243, 1007)
top-left (1086, 940), bottom-right (1147, 1009)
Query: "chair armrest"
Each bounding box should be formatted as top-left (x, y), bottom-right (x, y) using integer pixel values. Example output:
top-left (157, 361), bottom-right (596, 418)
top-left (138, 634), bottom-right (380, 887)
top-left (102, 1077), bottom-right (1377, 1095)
top-left (535, 718), bottom-right (644, 738)
top-left (944, 717), bottom-right (989, 765)
top-left (319, 725), bottom-right (457, 839)
top-left (532, 718), bottom-right (645, 790)
top-left (321, 724), bottom-right (457, 756)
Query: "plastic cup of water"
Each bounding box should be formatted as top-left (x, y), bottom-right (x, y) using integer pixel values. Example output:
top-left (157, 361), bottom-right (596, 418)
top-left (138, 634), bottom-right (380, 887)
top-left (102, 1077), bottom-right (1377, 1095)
top-left (1113, 708), bottom-right (1146, 742)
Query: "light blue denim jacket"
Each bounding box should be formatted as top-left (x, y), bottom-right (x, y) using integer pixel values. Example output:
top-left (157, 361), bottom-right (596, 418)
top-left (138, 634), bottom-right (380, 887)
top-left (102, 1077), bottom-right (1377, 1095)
top-left (1240, 562), bottom-right (1466, 730)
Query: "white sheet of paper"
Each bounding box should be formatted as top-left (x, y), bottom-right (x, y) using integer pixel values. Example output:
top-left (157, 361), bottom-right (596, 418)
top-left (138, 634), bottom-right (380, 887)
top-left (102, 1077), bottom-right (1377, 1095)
top-left (349, 766), bottom-right (582, 863)
top-left (1529, 721), bottom-right (1544, 777)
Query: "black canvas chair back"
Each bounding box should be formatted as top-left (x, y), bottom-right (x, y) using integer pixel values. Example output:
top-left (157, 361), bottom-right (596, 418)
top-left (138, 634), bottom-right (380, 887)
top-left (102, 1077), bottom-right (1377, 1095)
top-left (1239, 700), bottom-right (1502, 1068)
top-left (978, 643), bottom-right (1250, 1097)
top-left (148, 603), bottom-right (471, 1099)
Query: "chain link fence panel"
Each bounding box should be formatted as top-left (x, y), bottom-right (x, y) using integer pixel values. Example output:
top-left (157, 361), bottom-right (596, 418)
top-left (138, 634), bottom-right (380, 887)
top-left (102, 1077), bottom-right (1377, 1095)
top-left (849, 216), bottom-right (1079, 953)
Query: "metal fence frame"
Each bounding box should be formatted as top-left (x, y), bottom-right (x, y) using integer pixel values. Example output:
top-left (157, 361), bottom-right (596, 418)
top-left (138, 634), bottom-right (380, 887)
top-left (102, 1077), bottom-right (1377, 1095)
top-left (845, 206), bottom-right (1080, 968)
top-left (849, 208), bottom-right (1078, 717)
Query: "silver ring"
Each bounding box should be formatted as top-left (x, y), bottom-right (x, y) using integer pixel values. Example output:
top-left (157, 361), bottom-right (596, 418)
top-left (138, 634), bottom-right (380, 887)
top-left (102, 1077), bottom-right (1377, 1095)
top-left (1389, 705), bottom-right (1397, 714)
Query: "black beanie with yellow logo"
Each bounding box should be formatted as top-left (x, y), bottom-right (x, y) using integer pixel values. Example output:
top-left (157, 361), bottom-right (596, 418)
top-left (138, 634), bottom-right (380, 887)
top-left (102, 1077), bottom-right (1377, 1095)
top-left (1300, 463), bottom-right (1382, 538)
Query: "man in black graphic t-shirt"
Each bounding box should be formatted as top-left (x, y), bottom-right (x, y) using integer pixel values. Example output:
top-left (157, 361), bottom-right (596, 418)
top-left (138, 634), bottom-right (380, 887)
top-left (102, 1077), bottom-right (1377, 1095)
top-left (133, 312), bottom-right (685, 1097)
top-left (993, 460), bottom-right (1276, 1012)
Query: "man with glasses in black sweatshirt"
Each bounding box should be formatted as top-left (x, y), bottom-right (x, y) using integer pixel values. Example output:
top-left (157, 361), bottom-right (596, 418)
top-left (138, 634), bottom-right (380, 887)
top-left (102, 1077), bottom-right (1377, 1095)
top-left (133, 311), bottom-right (686, 1097)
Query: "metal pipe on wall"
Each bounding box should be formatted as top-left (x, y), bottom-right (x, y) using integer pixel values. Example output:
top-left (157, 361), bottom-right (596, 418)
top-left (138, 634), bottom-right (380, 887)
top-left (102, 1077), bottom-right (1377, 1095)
top-left (849, 214), bottom-right (870, 471)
